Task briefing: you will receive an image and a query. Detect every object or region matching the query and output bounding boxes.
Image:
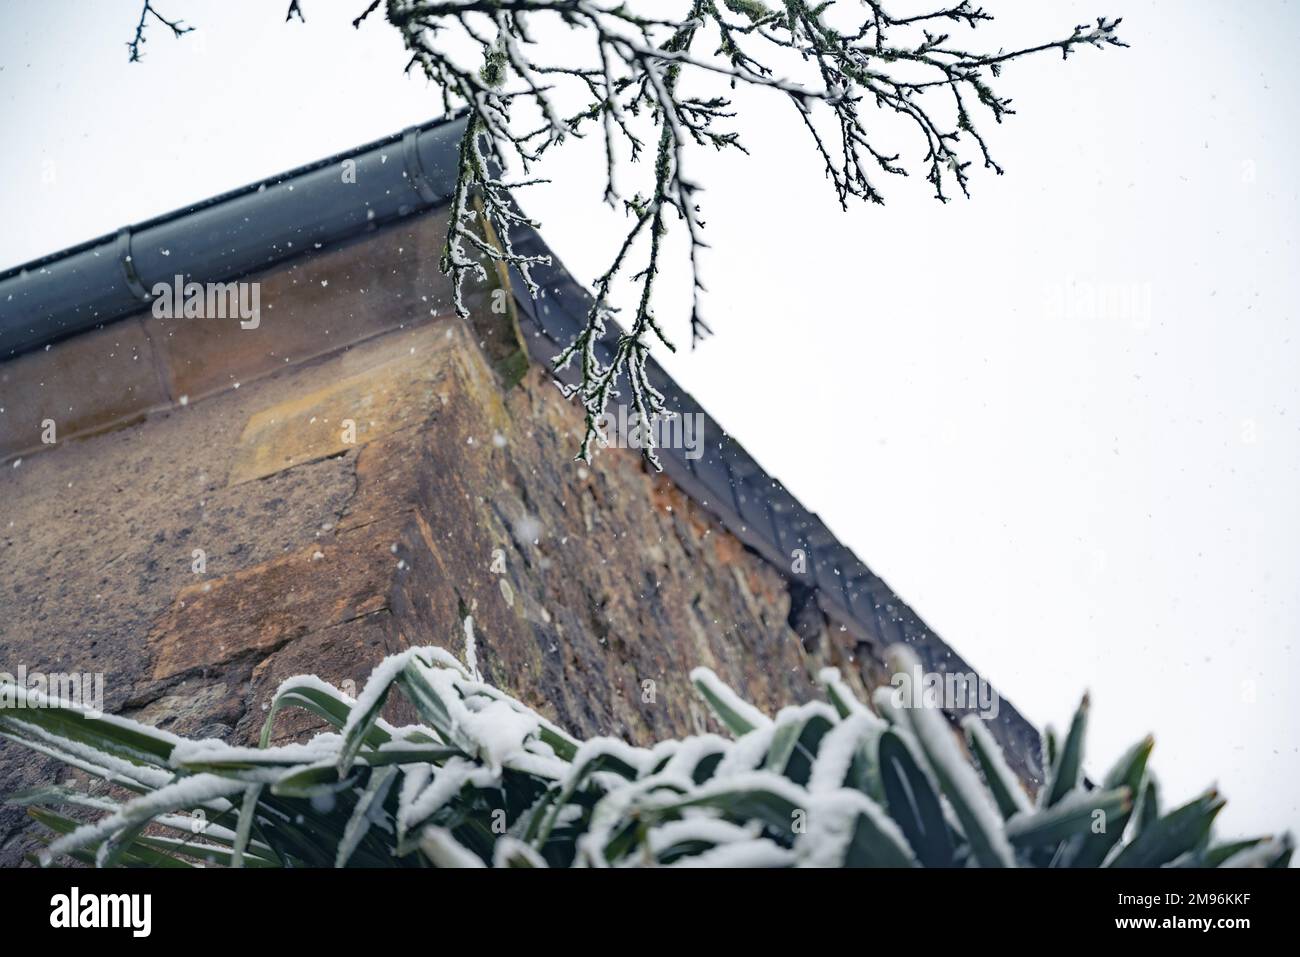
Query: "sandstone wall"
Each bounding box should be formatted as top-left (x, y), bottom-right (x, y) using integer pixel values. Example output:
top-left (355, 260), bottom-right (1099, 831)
top-left (0, 211), bottom-right (885, 866)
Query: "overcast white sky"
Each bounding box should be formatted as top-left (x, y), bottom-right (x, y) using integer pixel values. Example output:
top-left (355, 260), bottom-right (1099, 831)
top-left (2, 0), bottom-right (1297, 841)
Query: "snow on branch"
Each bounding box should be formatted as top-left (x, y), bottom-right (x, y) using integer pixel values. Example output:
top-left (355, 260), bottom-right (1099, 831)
top-left (130, 1), bottom-right (1126, 466)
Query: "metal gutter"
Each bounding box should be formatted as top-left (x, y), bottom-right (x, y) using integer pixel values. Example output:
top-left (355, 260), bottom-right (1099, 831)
top-left (0, 114), bottom-right (468, 359)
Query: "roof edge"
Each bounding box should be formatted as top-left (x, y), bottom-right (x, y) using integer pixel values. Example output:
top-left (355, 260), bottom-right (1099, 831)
top-left (0, 114), bottom-right (468, 358)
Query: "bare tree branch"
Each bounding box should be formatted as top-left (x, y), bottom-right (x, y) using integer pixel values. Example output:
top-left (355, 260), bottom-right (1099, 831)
top-left (127, 1), bottom-right (193, 63)
top-left (130, 1), bottom-right (1127, 468)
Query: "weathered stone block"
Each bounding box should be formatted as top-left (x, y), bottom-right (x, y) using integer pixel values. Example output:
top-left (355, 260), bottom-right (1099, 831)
top-left (145, 212), bottom-right (456, 404)
top-left (226, 329), bottom-right (460, 485)
top-left (0, 318), bottom-right (169, 460)
top-left (148, 520), bottom-right (402, 682)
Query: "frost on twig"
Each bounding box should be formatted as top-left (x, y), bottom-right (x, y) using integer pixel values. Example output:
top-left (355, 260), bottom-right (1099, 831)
top-left (130, 1), bottom-right (1126, 467)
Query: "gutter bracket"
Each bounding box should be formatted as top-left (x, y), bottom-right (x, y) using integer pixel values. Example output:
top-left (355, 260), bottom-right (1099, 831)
top-left (116, 228), bottom-right (152, 302)
top-left (402, 129), bottom-right (440, 205)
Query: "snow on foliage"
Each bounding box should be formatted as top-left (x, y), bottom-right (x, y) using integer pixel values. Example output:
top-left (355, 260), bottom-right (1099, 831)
top-left (0, 642), bottom-right (1290, 869)
top-left (689, 667), bottom-right (772, 733)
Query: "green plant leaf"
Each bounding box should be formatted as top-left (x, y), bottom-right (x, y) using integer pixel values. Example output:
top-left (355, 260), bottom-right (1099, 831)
top-left (690, 668), bottom-right (770, 737)
top-left (1042, 693), bottom-right (1088, 807)
top-left (1068, 734), bottom-right (1152, 867)
top-left (878, 729), bottom-right (955, 867)
top-left (231, 784), bottom-right (263, 868)
top-left (668, 783), bottom-right (802, 838)
top-left (818, 667), bottom-right (869, 719)
top-left (1219, 833), bottom-right (1293, 868)
top-left (0, 693), bottom-right (178, 768)
top-left (840, 809), bottom-right (918, 868)
top-left (337, 663), bottom-right (409, 776)
top-left (1108, 789), bottom-right (1225, 868)
top-left (1006, 787), bottom-right (1131, 849)
top-left (27, 807), bottom-right (195, 868)
top-left (1133, 773), bottom-right (1160, 837)
top-left (1202, 837), bottom-right (1263, 868)
top-left (394, 660), bottom-right (464, 747)
top-left (962, 716), bottom-right (1030, 821)
top-left (336, 766), bottom-right (399, 867)
top-left (765, 706), bottom-right (835, 786)
top-left (259, 677), bottom-right (376, 749)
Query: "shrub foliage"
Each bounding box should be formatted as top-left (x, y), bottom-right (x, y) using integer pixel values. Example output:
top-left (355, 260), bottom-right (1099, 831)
top-left (1, 644), bottom-right (1290, 868)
